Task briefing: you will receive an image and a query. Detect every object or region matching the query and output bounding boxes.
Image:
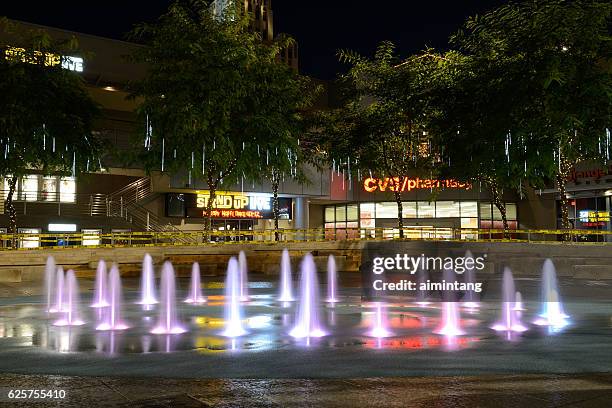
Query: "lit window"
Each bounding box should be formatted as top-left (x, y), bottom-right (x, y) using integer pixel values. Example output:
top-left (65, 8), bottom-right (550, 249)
top-left (41, 177), bottom-right (58, 202)
top-left (435, 201), bottom-right (460, 218)
top-left (401, 202), bottom-right (417, 218)
top-left (359, 203), bottom-right (375, 219)
top-left (324, 207), bottom-right (335, 222)
top-left (59, 177), bottom-right (76, 203)
top-left (20, 175), bottom-right (39, 201)
top-left (346, 205), bottom-right (359, 221)
top-left (376, 202), bottom-right (398, 219)
top-left (417, 202), bottom-right (435, 218)
top-left (461, 202), bottom-right (478, 218)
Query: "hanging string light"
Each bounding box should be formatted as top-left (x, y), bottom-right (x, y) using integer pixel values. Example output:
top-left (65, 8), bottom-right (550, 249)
top-left (161, 138), bottom-right (165, 172)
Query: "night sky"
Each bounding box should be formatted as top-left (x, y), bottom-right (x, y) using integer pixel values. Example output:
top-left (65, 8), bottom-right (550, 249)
top-left (2, 0), bottom-right (507, 79)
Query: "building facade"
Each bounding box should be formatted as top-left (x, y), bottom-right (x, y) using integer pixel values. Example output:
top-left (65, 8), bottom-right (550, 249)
top-left (0, 18), bottom-right (609, 246)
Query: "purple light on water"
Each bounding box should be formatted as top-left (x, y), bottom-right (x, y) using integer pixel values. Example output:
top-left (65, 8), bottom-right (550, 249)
top-left (533, 259), bottom-right (570, 328)
top-left (326, 255), bottom-right (339, 303)
top-left (491, 268), bottom-right (527, 332)
top-left (367, 302), bottom-right (392, 338)
top-left (221, 258), bottom-right (247, 337)
top-left (151, 262), bottom-right (186, 334)
top-left (185, 262), bottom-right (206, 304)
top-left (44, 257), bottom-right (56, 313)
top-left (91, 260), bottom-right (109, 308)
top-left (138, 254), bottom-right (158, 305)
top-left (97, 264), bottom-right (129, 331)
top-left (462, 250), bottom-right (480, 309)
top-left (434, 302), bottom-right (465, 336)
top-left (238, 251), bottom-right (249, 302)
top-left (513, 291), bottom-right (526, 311)
top-left (278, 249), bottom-right (294, 302)
top-left (49, 267), bottom-right (65, 313)
top-left (53, 270), bottom-right (84, 326)
top-left (290, 254), bottom-right (326, 338)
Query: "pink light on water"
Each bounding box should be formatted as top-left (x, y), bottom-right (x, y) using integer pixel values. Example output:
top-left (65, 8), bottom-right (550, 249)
top-left (290, 254), bottom-right (327, 338)
top-left (137, 254), bottom-right (158, 305)
top-left (184, 262), bottom-right (206, 304)
top-left (326, 255), bottom-right (339, 303)
top-left (366, 302), bottom-right (393, 338)
top-left (221, 258), bottom-right (247, 337)
top-left (278, 249), bottom-right (294, 302)
top-left (434, 302), bottom-right (465, 336)
top-left (96, 265), bottom-right (129, 331)
top-left (492, 268), bottom-right (527, 333)
top-left (53, 270), bottom-right (85, 326)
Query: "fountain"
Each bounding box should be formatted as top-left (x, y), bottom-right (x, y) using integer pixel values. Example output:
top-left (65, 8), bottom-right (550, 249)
top-left (462, 250), bottom-right (480, 308)
top-left (366, 302), bottom-right (392, 337)
top-left (513, 291), bottom-right (526, 311)
top-left (97, 265), bottom-right (129, 331)
top-left (290, 254), bottom-right (326, 338)
top-left (185, 262), bottom-right (206, 304)
top-left (221, 257), bottom-right (247, 337)
top-left (326, 255), bottom-right (339, 303)
top-left (91, 260), bottom-right (109, 308)
top-left (533, 259), bottom-right (570, 327)
top-left (49, 267), bottom-right (65, 313)
top-left (53, 270), bottom-right (85, 326)
top-left (238, 251), bottom-right (249, 301)
top-left (151, 262), bottom-right (186, 334)
top-left (278, 249), bottom-right (294, 302)
top-left (434, 269), bottom-right (465, 336)
top-left (491, 268), bottom-right (527, 332)
top-left (44, 257), bottom-right (56, 313)
top-left (416, 267), bottom-right (430, 306)
top-left (138, 254), bottom-right (158, 305)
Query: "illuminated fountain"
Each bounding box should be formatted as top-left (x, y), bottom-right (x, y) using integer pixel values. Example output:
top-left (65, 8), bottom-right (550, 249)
top-left (91, 260), bottom-right (109, 308)
top-left (238, 251), bottom-right (249, 301)
top-left (416, 267), bottom-right (430, 306)
top-left (221, 257), bottom-right (247, 337)
top-left (513, 291), bottom-right (526, 311)
top-left (97, 265), bottom-right (128, 331)
top-left (49, 267), bottom-right (65, 313)
top-left (462, 250), bottom-right (480, 309)
top-left (533, 259), bottom-right (570, 328)
top-left (491, 268), bottom-right (527, 332)
top-left (53, 270), bottom-right (84, 326)
top-left (326, 255), bottom-right (339, 303)
top-left (44, 257), bottom-right (56, 313)
top-left (434, 269), bottom-right (464, 336)
top-left (138, 254), bottom-right (158, 305)
top-left (290, 254), bottom-right (326, 338)
top-left (152, 262), bottom-right (186, 334)
top-left (185, 262), bottom-right (206, 304)
top-left (278, 249), bottom-right (294, 302)
top-left (366, 302), bottom-right (392, 337)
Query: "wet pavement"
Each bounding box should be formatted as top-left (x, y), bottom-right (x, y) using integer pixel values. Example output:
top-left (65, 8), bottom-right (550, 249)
top-left (1, 372), bottom-right (611, 407)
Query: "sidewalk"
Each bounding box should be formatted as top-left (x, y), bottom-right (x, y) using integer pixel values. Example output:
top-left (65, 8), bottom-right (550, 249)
top-left (1, 373), bottom-right (611, 407)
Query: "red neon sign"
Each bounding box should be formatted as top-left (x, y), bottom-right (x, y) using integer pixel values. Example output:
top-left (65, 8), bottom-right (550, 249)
top-left (363, 177), bottom-right (472, 193)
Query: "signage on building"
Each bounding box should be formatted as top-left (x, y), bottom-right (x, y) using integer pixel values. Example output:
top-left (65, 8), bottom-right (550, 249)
top-left (182, 192), bottom-right (292, 220)
top-left (568, 163), bottom-right (612, 183)
top-left (4, 46), bottom-right (84, 72)
top-left (363, 177), bottom-right (472, 193)
top-left (579, 210), bottom-right (610, 227)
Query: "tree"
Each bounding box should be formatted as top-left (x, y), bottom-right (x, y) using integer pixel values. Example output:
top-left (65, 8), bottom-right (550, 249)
top-left (245, 58), bottom-right (319, 239)
top-left (0, 19), bottom-right (102, 242)
top-left (318, 42), bottom-right (439, 238)
top-left (448, 0), bottom-right (612, 236)
top-left (128, 0), bottom-right (316, 236)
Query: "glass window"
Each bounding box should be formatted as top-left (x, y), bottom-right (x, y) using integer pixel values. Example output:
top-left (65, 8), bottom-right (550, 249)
top-left (376, 202), bottom-right (398, 218)
top-left (41, 177), bottom-right (58, 202)
top-left (461, 201), bottom-right (478, 218)
top-left (360, 203), bottom-right (375, 219)
top-left (417, 201), bottom-right (435, 218)
top-left (59, 177), bottom-right (76, 203)
top-left (21, 175), bottom-right (39, 201)
top-left (336, 205), bottom-right (347, 222)
top-left (436, 201), bottom-right (460, 218)
top-left (480, 202), bottom-right (492, 220)
top-left (506, 203), bottom-right (517, 220)
top-left (82, 229), bottom-right (101, 246)
top-left (346, 204), bottom-right (359, 221)
top-left (401, 202), bottom-right (417, 218)
top-left (324, 207), bottom-right (335, 222)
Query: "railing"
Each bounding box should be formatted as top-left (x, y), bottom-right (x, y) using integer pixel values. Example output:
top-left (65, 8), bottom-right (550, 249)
top-left (1, 227), bottom-right (611, 250)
